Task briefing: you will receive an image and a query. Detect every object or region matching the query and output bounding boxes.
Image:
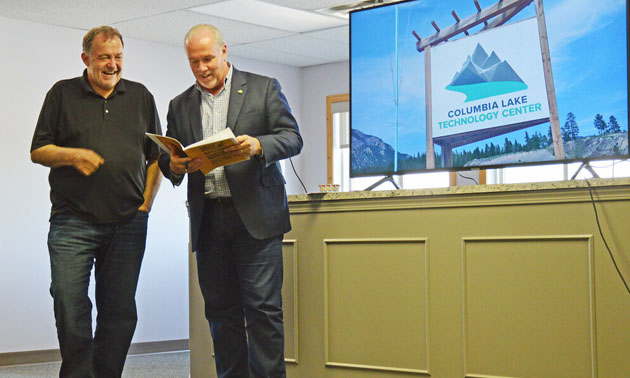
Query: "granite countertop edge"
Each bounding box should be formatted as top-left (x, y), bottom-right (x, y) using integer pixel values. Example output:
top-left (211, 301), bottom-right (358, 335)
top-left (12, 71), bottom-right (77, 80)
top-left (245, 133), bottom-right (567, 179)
top-left (288, 178), bottom-right (630, 202)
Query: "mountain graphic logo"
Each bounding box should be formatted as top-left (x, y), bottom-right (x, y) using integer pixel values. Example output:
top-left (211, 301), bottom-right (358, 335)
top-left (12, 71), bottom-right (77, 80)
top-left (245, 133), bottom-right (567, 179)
top-left (445, 43), bottom-right (528, 102)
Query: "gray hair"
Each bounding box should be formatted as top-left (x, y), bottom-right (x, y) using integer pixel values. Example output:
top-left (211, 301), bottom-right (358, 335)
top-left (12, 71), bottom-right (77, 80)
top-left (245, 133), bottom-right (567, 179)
top-left (83, 26), bottom-right (124, 53)
top-left (185, 24), bottom-right (224, 47)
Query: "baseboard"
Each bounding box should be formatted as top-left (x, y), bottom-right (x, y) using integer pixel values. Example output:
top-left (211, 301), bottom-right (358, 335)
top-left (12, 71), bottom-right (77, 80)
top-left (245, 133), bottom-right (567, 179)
top-left (0, 349), bottom-right (61, 367)
top-left (0, 339), bottom-right (189, 367)
top-left (128, 339), bottom-right (189, 355)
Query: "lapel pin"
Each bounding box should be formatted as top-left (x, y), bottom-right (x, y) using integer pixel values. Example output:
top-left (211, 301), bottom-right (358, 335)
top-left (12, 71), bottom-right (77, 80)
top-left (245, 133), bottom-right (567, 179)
top-left (237, 89), bottom-right (244, 94)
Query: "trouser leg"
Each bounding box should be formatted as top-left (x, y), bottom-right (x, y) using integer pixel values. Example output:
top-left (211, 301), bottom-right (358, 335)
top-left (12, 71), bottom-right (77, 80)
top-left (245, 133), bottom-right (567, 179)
top-left (196, 209), bottom-right (249, 378)
top-left (92, 211), bottom-right (149, 378)
top-left (234, 235), bottom-right (285, 378)
top-left (48, 213), bottom-right (100, 378)
top-left (196, 201), bottom-right (285, 378)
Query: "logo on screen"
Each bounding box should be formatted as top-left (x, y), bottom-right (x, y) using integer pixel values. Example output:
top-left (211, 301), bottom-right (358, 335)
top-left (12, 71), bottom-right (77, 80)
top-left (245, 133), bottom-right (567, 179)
top-left (445, 43), bottom-right (527, 102)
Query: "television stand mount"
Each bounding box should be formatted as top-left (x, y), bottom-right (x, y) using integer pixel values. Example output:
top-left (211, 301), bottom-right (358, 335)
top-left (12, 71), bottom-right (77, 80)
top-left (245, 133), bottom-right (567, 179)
top-left (363, 175), bottom-right (400, 191)
top-left (570, 161), bottom-right (600, 180)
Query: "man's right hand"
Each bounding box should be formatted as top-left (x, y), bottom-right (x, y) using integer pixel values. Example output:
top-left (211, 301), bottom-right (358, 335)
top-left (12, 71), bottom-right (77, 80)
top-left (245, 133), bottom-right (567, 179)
top-left (31, 144), bottom-right (104, 176)
top-left (168, 147), bottom-right (202, 175)
top-left (71, 148), bottom-right (105, 176)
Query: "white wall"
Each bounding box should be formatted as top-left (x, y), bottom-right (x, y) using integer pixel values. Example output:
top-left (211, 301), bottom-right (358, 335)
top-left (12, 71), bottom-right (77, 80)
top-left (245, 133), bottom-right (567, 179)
top-left (0, 16), bottom-right (309, 353)
top-left (299, 62), bottom-right (350, 191)
top-left (229, 58), bottom-right (305, 195)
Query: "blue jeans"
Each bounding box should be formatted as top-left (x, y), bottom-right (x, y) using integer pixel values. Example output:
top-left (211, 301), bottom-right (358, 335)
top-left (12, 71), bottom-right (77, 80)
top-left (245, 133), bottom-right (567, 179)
top-left (47, 210), bottom-right (148, 378)
top-left (196, 200), bottom-right (285, 378)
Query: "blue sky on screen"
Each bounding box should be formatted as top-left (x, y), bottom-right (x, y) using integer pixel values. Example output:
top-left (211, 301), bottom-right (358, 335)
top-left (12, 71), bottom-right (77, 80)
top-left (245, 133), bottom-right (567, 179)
top-left (350, 0), bottom-right (628, 156)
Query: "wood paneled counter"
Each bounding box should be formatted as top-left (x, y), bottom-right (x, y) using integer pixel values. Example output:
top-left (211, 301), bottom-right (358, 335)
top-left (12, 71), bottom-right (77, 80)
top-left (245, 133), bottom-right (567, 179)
top-left (190, 178), bottom-right (630, 377)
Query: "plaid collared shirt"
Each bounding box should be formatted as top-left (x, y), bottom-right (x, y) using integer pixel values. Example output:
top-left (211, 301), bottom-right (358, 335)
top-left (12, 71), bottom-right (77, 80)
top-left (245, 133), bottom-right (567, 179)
top-left (195, 65), bottom-right (233, 198)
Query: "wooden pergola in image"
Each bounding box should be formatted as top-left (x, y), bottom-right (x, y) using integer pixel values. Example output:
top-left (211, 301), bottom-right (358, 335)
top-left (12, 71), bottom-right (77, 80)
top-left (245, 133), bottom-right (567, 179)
top-left (414, 0), bottom-right (565, 168)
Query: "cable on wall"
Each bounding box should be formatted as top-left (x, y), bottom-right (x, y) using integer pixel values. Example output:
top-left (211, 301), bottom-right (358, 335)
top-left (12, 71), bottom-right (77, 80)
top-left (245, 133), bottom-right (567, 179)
top-left (457, 172), bottom-right (479, 185)
top-left (585, 178), bottom-right (630, 296)
top-left (289, 157), bottom-right (308, 194)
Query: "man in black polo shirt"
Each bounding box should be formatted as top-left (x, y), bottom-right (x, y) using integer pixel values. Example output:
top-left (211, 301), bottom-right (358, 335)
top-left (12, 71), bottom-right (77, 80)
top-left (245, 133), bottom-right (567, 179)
top-left (30, 26), bottom-right (162, 378)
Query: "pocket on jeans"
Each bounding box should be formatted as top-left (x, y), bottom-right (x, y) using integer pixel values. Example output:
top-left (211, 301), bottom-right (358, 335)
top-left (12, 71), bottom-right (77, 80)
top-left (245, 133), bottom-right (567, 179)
top-left (135, 210), bottom-right (149, 222)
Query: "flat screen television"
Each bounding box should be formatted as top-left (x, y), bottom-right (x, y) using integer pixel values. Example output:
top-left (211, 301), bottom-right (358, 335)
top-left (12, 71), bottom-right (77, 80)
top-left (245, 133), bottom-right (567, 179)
top-left (349, 0), bottom-right (629, 177)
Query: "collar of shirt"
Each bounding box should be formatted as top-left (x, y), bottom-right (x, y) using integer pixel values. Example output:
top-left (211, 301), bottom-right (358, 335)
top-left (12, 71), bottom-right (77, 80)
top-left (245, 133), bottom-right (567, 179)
top-left (194, 64), bottom-right (233, 98)
top-left (80, 69), bottom-right (126, 98)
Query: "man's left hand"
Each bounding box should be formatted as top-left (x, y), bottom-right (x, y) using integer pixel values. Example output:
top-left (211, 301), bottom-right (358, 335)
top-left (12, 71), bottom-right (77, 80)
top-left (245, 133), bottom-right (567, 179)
top-left (228, 135), bottom-right (262, 157)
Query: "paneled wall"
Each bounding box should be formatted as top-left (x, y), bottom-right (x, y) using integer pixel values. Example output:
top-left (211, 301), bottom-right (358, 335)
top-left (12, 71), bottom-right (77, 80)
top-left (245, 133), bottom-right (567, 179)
top-left (190, 178), bottom-right (630, 377)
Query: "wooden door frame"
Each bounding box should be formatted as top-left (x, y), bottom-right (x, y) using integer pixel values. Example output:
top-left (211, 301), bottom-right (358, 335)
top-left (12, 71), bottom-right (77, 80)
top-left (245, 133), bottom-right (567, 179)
top-left (326, 93), bottom-right (349, 184)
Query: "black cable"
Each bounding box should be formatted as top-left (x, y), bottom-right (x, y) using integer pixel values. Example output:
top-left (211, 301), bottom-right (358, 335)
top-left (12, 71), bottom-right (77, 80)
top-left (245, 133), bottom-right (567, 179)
top-left (584, 178), bottom-right (630, 295)
top-left (574, 158), bottom-right (630, 172)
top-left (457, 172), bottom-right (478, 185)
top-left (585, 162), bottom-right (617, 169)
top-left (289, 157), bottom-right (308, 194)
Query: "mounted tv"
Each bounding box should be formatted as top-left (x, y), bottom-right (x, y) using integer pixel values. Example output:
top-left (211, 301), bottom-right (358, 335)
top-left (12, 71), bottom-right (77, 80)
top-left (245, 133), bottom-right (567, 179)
top-left (349, 0), bottom-right (629, 177)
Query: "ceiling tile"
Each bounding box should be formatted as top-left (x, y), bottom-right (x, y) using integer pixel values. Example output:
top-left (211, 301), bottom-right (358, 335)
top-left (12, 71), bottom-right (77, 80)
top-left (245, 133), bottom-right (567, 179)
top-left (0, 0), bottom-right (223, 29)
top-left (246, 34), bottom-right (348, 62)
top-left (228, 43), bottom-right (331, 67)
top-left (259, 0), bottom-right (360, 11)
top-left (114, 9), bottom-right (294, 47)
top-left (0, 0), bottom-right (351, 67)
top-left (190, 0), bottom-right (346, 33)
top-left (302, 25), bottom-right (349, 44)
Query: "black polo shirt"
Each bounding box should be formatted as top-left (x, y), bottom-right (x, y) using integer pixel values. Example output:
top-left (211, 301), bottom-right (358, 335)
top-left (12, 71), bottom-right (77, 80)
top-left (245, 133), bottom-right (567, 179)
top-left (31, 70), bottom-right (161, 224)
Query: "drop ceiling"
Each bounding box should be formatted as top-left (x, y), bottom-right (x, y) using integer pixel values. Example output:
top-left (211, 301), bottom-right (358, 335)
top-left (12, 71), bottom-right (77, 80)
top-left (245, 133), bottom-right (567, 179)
top-left (0, 0), bottom-right (396, 67)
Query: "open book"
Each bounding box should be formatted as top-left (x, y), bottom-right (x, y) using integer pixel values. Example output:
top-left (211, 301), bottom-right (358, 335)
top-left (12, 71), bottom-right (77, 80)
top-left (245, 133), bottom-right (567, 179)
top-left (146, 128), bottom-right (249, 175)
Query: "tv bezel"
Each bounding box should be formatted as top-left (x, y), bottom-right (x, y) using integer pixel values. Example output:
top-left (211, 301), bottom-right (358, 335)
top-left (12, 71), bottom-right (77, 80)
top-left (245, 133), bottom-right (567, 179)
top-left (348, 0), bottom-right (630, 178)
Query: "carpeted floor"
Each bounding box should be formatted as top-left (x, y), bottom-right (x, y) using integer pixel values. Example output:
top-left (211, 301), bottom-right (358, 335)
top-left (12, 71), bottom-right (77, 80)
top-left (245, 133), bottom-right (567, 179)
top-left (0, 351), bottom-right (189, 378)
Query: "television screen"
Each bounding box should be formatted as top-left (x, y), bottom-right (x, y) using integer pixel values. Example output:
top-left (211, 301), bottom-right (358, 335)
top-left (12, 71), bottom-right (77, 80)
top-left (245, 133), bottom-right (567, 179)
top-left (350, 0), bottom-right (629, 177)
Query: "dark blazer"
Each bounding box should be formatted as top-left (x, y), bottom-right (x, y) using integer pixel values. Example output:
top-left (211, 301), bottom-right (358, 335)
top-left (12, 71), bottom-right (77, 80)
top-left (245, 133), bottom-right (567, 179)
top-left (158, 67), bottom-right (303, 251)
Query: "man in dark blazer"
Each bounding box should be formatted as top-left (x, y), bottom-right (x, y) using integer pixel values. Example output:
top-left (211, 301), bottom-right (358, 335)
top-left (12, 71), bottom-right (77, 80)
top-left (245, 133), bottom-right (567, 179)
top-left (158, 24), bottom-right (302, 377)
